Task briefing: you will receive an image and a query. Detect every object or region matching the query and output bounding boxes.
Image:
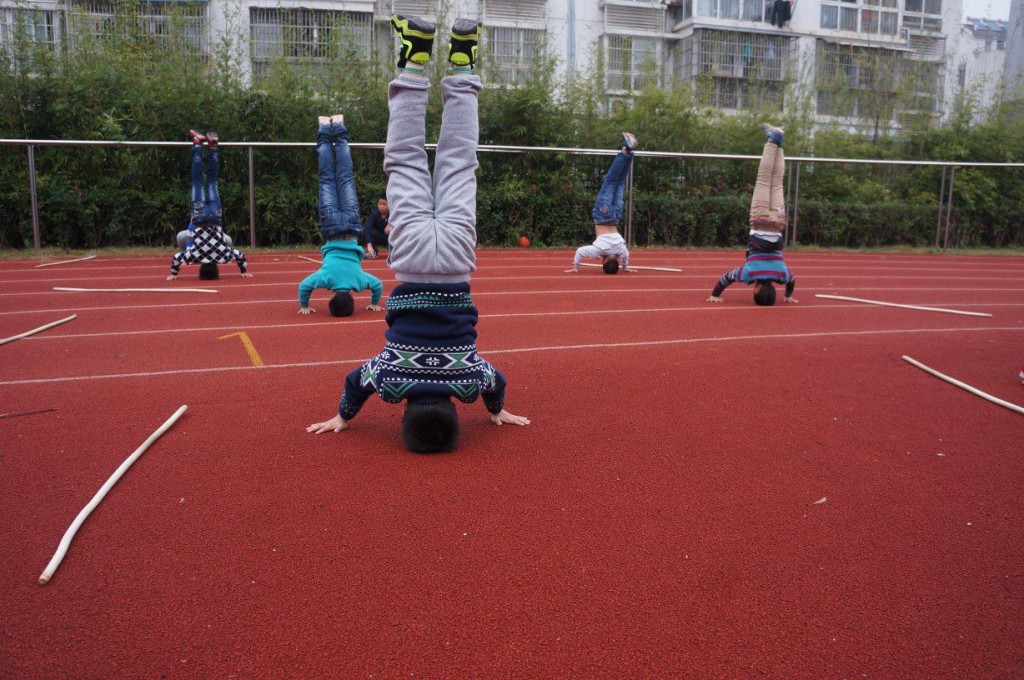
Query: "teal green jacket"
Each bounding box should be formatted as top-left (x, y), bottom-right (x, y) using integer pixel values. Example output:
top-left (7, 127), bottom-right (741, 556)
top-left (298, 240), bottom-right (383, 307)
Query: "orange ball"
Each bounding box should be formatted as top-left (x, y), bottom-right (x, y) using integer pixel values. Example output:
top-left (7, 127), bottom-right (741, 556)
top-left (518, 236), bottom-right (531, 248)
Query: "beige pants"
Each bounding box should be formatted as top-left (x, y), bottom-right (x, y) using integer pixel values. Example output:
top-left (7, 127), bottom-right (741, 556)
top-left (749, 142), bottom-right (785, 229)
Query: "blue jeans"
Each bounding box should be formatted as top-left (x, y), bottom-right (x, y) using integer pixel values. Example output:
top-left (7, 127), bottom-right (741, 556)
top-left (190, 145), bottom-right (222, 225)
top-left (591, 151), bottom-right (634, 225)
top-left (317, 123), bottom-right (361, 239)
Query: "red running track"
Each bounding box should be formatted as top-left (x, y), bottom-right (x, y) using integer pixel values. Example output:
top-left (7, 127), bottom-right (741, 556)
top-left (1, 249), bottom-right (1023, 678)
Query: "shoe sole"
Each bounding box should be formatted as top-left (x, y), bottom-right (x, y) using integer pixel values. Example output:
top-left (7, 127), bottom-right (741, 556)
top-left (449, 22), bottom-right (479, 66)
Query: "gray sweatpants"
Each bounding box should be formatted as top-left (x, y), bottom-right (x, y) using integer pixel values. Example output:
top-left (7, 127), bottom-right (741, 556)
top-left (384, 74), bottom-right (482, 284)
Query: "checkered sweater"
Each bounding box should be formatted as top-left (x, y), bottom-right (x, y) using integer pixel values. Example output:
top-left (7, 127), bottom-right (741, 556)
top-left (170, 225), bottom-right (247, 275)
top-left (339, 283), bottom-right (507, 420)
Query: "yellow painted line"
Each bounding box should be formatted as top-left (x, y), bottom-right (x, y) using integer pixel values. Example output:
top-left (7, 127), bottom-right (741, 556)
top-left (218, 331), bottom-right (265, 367)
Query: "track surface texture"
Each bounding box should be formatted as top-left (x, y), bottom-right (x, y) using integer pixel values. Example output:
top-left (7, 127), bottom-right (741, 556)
top-left (1, 249), bottom-right (1022, 679)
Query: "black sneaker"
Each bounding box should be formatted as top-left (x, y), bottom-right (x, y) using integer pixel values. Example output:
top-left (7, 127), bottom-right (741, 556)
top-left (205, 131), bottom-right (219, 147)
top-left (391, 15), bottom-right (435, 68)
top-left (449, 18), bottom-right (481, 68)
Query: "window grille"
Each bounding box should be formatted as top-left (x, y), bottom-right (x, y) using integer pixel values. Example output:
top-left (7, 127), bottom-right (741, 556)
top-left (815, 40), bottom-right (941, 120)
top-left (606, 34), bottom-right (661, 92)
top-left (1, 7), bottom-right (60, 66)
top-left (486, 26), bottom-right (544, 85)
top-left (249, 8), bottom-right (372, 80)
top-left (68, 1), bottom-right (205, 52)
top-left (674, 30), bottom-right (790, 110)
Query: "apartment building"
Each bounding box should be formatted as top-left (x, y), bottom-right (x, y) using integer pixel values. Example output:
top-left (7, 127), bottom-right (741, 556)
top-left (954, 17), bottom-right (1007, 116)
top-left (2, 0), bottom-right (966, 130)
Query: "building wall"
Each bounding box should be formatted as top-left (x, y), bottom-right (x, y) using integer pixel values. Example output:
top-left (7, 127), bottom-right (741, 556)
top-left (1, 0), bottom-right (966, 130)
top-left (1007, 0), bottom-right (1024, 98)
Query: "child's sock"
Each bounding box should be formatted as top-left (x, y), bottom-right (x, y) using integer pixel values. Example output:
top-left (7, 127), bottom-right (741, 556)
top-left (452, 65), bottom-right (472, 74)
top-left (403, 64), bottom-right (426, 76)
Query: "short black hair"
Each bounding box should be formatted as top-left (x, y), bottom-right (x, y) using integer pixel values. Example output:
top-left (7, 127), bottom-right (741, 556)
top-left (753, 282), bottom-right (776, 306)
top-left (378, 191), bottom-right (388, 202)
top-left (402, 399), bottom-right (460, 453)
top-left (198, 263), bottom-right (220, 280)
top-left (328, 292), bottom-right (355, 317)
top-left (602, 258), bottom-right (620, 274)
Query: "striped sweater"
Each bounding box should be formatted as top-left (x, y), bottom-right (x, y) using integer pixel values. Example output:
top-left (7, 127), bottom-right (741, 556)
top-left (338, 282), bottom-right (507, 421)
top-left (712, 251), bottom-right (795, 297)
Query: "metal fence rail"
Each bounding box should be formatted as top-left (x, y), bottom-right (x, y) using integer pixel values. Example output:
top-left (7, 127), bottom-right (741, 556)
top-left (4, 138), bottom-right (1024, 250)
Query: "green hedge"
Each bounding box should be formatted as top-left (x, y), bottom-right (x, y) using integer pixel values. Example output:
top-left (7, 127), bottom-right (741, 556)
top-left (2, 4), bottom-right (1024, 250)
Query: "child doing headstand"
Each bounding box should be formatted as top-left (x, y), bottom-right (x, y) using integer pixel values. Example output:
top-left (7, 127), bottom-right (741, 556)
top-left (707, 124), bottom-right (797, 305)
top-left (298, 115), bottom-right (384, 317)
top-left (307, 16), bottom-right (530, 452)
top-left (566, 134), bottom-right (638, 274)
top-left (168, 130), bottom-right (252, 281)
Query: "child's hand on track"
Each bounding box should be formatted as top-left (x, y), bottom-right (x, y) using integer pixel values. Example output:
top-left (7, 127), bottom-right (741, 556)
top-left (307, 415), bottom-right (348, 434)
top-left (298, 307), bottom-right (316, 315)
top-left (784, 296), bottom-right (799, 304)
top-left (490, 410), bottom-right (531, 426)
top-left (366, 304), bottom-right (384, 312)
top-left (166, 275), bottom-right (177, 281)
top-left (706, 295), bottom-right (723, 303)
top-left (241, 272), bottom-right (254, 278)
top-left (564, 269), bottom-right (578, 274)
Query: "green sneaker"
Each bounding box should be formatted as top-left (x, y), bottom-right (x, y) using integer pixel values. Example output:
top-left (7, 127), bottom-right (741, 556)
top-left (391, 15), bottom-right (435, 68)
top-left (449, 18), bottom-right (481, 68)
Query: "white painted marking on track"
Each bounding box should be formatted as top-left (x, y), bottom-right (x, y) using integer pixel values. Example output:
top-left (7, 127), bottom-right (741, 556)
top-left (18, 302), bottom-right (1024, 341)
top-left (2, 270), bottom-right (1024, 288)
top-left (3, 325), bottom-right (1021, 386)
top-left (3, 288), bottom-right (1024, 316)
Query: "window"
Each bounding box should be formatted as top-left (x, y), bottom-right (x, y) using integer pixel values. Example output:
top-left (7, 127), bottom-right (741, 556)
top-left (249, 8), bottom-right (371, 79)
top-left (679, 30), bottom-right (789, 111)
top-left (821, 0), bottom-right (897, 34)
top-left (821, 5), bottom-right (838, 28)
top-left (902, 0), bottom-right (941, 32)
top-left (1, 8), bottom-right (60, 55)
top-left (487, 26), bottom-right (544, 85)
top-left (606, 34), bottom-right (660, 91)
top-left (840, 7), bottom-right (858, 30)
top-left (697, 0), bottom-right (767, 19)
top-left (68, 1), bottom-right (205, 51)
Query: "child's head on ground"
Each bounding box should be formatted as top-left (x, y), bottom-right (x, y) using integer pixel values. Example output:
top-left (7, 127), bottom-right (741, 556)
top-left (753, 281), bottom-right (776, 306)
top-left (329, 291), bottom-right (355, 317)
top-left (402, 399), bottom-right (460, 454)
top-left (199, 263), bottom-right (220, 280)
top-left (602, 257), bottom-right (620, 274)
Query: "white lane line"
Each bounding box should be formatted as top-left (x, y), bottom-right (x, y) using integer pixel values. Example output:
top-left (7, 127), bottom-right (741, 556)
top-left (3, 266), bottom-right (1024, 285)
top-left (3, 289), bottom-right (1024, 317)
top-left (19, 303), bottom-right (1024, 341)
top-left (3, 325), bottom-right (1022, 386)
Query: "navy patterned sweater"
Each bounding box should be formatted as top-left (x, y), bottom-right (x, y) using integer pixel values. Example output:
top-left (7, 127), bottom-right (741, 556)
top-left (339, 283), bottom-right (507, 420)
